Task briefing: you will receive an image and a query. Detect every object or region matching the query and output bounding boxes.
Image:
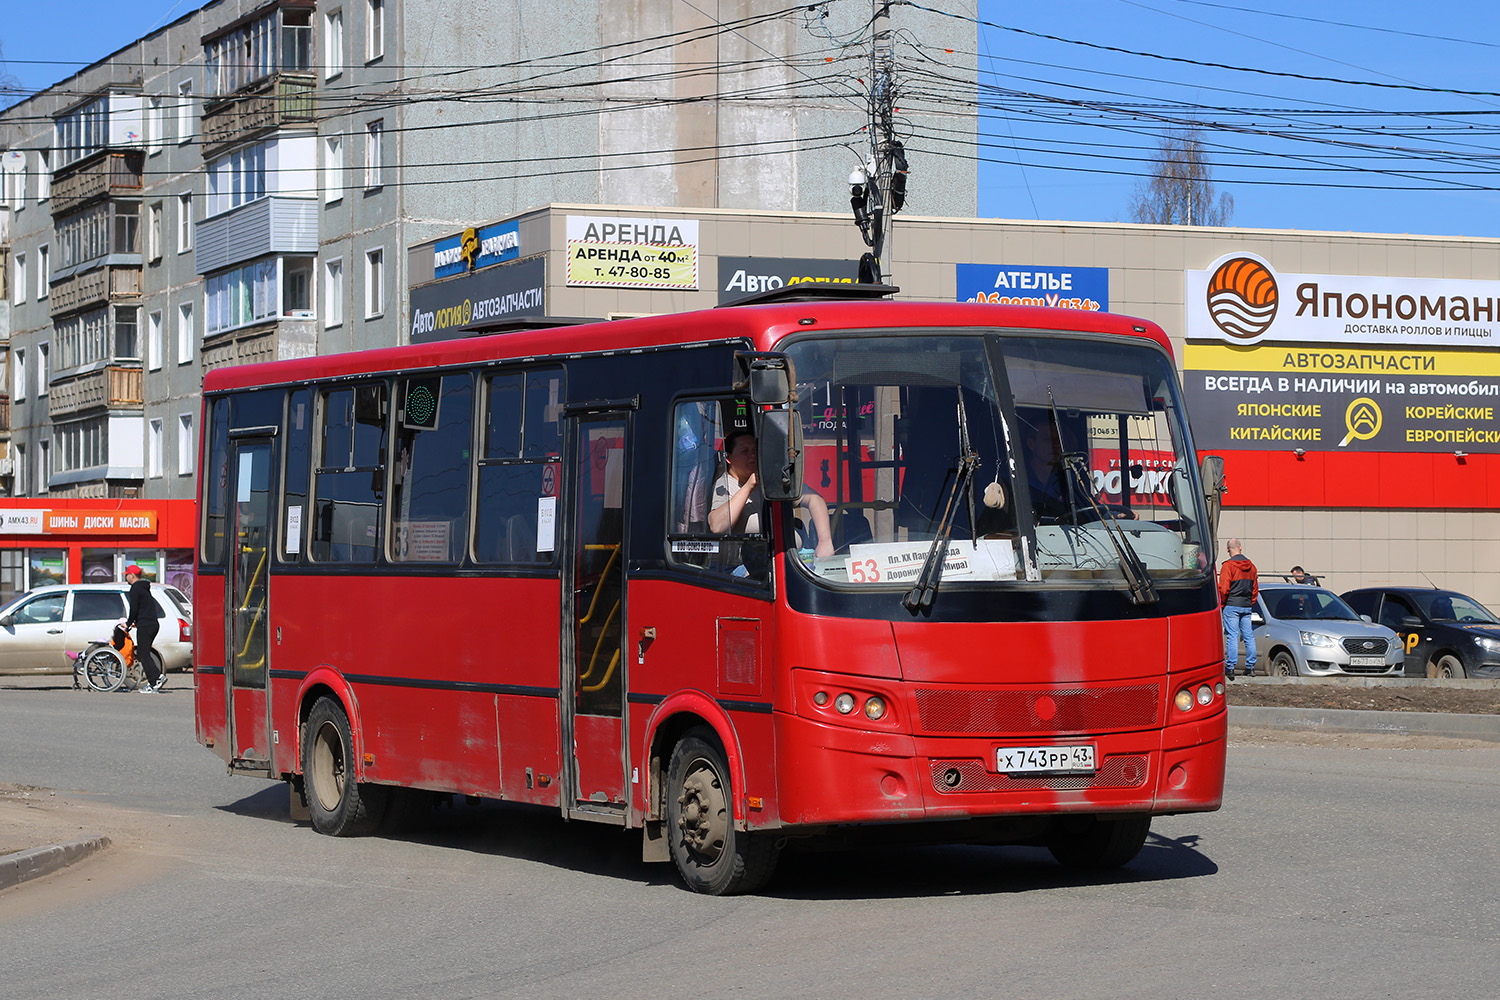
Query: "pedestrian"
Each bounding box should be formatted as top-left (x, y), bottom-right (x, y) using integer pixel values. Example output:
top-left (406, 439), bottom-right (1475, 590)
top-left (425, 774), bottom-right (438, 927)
top-left (124, 564), bottom-right (163, 694)
top-left (1218, 538), bottom-right (1259, 680)
top-left (1289, 565), bottom-right (1320, 586)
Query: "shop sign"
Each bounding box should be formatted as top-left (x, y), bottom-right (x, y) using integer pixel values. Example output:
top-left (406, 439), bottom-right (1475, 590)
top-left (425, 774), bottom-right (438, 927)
top-left (957, 264), bottom-right (1108, 311)
top-left (565, 215), bottom-right (699, 290)
top-left (409, 256), bottom-right (546, 343)
top-left (1185, 343), bottom-right (1500, 453)
top-left (433, 220), bottom-right (521, 278)
top-left (1187, 252), bottom-right (1500, 348)
top-left (717, 256), bottom-right (860, 303)
top-left (0, 508), bottom-right (159, 535)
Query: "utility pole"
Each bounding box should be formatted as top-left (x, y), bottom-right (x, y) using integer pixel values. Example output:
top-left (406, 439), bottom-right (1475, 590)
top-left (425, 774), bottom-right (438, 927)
top-left (849, 0), bottom-right (908, 284)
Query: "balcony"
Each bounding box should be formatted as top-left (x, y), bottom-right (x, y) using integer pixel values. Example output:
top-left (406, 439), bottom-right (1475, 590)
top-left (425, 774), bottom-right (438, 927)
top-left (47, 366), bottom-right (144, 419)
top-left (0, 394), bottom-right (10, 437)
top-left (49, 265), bottom-right (142, 317)
top-left (203, 318), bottom-right (316, 372)
top-left (195, 197), bottom-right (317, 275)
top-left (201, 74), bottom-right (316, 157)
top-left (51, 152), bottom-right (144, 218)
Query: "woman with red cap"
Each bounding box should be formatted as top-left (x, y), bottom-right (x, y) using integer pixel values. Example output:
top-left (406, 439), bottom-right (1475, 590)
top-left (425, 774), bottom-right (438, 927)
top-left (124, 564), bottom-right (163, 693)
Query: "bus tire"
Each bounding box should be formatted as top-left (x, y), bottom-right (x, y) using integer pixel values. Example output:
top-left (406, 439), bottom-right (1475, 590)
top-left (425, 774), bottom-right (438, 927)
top-left (1430, 654), bottom-right (1466, 680)
top-left (303, 697), bottom-right (388, 836)
top-left (1047, 814), bottom-right (1151, 870)
top-left (665, 727), bottom-right (778, 895)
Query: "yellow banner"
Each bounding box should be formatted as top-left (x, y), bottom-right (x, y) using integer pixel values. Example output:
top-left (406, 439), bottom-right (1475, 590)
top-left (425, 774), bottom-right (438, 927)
top-left (565, 240), bottom-right (699, 290)
top-left (1183, 343), bottom-right (1500, 378)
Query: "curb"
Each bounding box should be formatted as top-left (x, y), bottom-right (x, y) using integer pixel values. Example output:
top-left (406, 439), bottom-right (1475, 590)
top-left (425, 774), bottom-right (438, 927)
top-left (0, 836), bottom-right (111, 891)
top-left (1230, 706), bottom-right (1500, 743)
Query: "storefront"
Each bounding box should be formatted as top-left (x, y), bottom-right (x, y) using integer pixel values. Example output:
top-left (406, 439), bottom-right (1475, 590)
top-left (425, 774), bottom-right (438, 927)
top-left (0, 498), bottom-right (196, 606)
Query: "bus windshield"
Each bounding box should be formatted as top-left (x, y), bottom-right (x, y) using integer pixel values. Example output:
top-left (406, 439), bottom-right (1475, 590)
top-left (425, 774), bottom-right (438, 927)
top-left (783, 331), bottom-right (1210, 589)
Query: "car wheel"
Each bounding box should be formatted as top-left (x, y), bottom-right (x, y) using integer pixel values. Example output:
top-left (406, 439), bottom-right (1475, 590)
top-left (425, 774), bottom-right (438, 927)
top-left (1429, 654), bottom-right (1467, 680)
top-left (1271, 651), bottom-right (1299, 677)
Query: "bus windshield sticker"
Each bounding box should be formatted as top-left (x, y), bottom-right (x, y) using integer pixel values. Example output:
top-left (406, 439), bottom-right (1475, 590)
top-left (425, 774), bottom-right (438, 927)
top-left (537, 496), bottom-right (556, 552)
top-left (845, 540), bottom-right (1017, 585)
top-left (671, 540), bottom-right (720, 554)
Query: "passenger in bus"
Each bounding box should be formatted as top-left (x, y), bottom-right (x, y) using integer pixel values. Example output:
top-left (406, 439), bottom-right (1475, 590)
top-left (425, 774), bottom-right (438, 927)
top-left (1021, 415), bottom-right (1071, 519)
top-left (709, 429), bottom-right (835, 558)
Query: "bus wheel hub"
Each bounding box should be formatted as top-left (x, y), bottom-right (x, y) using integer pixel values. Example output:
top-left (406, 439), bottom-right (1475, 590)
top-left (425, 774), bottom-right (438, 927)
top-left (677, 766), bottom-right (727, 858)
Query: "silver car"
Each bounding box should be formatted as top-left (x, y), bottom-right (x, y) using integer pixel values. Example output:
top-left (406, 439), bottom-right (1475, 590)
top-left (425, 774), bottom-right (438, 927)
top-left (0, 583), bottom-right (194, 676)
top-left (1251, 584), bottom-right (1404, 677)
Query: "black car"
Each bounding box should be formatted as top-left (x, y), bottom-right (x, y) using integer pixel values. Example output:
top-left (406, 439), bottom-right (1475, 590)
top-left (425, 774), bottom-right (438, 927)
top-left (1340, 587), bottom-right (1500, 679)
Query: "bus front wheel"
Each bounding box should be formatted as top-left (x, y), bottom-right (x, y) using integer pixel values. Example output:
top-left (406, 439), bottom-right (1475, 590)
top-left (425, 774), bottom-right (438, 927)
top-left (303, 697), bottom-right (388, 836)
top-left (1047, 814), bottom-right (1151, 869)
top-left (665, 727), bottom-right (778, 895)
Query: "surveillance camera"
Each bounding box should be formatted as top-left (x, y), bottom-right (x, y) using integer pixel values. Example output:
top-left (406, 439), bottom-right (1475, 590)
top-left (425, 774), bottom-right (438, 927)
top-left (848, 167), bottom-right (868, 186)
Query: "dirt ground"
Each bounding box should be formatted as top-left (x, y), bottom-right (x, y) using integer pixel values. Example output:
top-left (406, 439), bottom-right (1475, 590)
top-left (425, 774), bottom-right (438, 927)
top-left (1227, 681), bottom-right (1500, 715)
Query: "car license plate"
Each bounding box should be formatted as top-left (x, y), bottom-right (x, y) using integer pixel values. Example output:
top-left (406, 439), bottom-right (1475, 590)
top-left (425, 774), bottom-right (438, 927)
top-left (997, 744), bottom-right (1096, 775)
top-left (1349, 656), bottom-right (1385, 667)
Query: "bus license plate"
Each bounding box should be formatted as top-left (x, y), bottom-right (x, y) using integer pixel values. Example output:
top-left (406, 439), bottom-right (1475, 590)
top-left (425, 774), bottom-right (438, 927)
top-left (997, 744), bottom-right (1096, 775)
top-left (1349, 656), bottom-right (1385, 667)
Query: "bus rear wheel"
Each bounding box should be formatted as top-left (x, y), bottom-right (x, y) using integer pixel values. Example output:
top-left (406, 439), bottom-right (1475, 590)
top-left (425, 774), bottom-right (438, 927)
top-left (665, 728), bottom-right (778, 895)
top-left (1047, 814), bottom-right (1151, 870)
top-left (303, 697), bottom-right (387, 836)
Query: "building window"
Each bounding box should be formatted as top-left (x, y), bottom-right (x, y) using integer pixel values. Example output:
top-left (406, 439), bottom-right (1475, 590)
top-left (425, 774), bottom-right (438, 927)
top-left (36, 244), bottom-right (49, 299)
top-left (148, 202), bottom-right (163, 263)
top-left (114, 306), bottom-right (139, 361)
top-left (177, 81), bottom-right (194, 143)
top-left (178, 414), bottom-right (194, 475)
top-left (325, 258), bottom-right (343, 327)
top-left (3, 155), bottom-right (26, 211)
top-left (367, 0), bottom-right (384, 61)
top-left (149, 419), bottom-right (164, 478)
top-left (57, 417), bottom-right (107, 473)
top-left (149, 310), bottom-right (163, 371)
top-left (15, 444), bottom-right (25, 495)
top-left (149, 96), bottom-right (166, 153)
top-left (284, 259), bottom-right (313, 315)
top-left (12, 253), bottom-right (24, 305)
top-left (57, 307), bottom-right (115, 369)
top-left (364, 120), bottom-right (383, 190)
top-left (178, 193), bottom-right (192, 252)
top-left (14, 349), bottom-right (26, 402)
top-left (324, 9), bottom-right (344, 79)
top-left (178, 303), bottom-right (194, 364)
top-left (205, 142), bottom-right (267, 217)
top-left (37, 343), bottom-right (48, 397)
top-left (323, 134), bottom-right (344, 204)
top-left (53, 94), bottom-right (113, 167)
top-left (205, 260), bottom-right (280, 335)
top-left (365, 248), bottom-right (383, 317)
top-left (38, 148), bottom-right (50, 201)
top-left (38, 441), bottom-right (51, 494)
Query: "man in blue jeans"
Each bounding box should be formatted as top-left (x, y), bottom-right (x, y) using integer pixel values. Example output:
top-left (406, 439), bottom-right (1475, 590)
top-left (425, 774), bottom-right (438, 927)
top-left (1217, 538), bottom-right (1259, 679)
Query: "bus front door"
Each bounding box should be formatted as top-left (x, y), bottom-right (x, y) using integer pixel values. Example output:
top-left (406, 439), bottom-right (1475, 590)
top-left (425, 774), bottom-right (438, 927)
top-left (225, 434), bottom-right (275, 774)
top-left (561, 409), bottom-right (630, 822)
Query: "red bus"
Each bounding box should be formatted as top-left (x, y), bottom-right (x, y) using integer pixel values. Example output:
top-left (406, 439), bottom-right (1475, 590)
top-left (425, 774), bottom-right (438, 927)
top-left (193, 287), bottom-right (1227, 894)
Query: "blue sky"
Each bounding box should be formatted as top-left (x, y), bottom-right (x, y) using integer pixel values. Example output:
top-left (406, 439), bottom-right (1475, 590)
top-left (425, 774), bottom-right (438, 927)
top-left (4, 1), bottom-right (1500, 238)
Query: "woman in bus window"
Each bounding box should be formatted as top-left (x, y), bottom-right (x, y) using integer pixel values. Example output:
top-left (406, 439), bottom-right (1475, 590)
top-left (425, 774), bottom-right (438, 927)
top-left (709, 429), bottom-right (834, 558)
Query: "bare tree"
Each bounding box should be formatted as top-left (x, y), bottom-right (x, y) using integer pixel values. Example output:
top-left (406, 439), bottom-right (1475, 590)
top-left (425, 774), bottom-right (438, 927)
top-left (0, 42), bottom-right (23, 111)
top-left (1129, 127), bottom-right (1234, 227)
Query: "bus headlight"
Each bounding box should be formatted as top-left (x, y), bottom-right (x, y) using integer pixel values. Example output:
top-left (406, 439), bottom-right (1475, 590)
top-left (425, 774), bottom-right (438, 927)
top-left (864, 696), bottom-right (887, 720)
top-left (1197, 684), bottom-right (1213, 705)
top-left (1175, 689), bottom-right (1194, 713)
top-left (834, 693), bottom-right (856, 715)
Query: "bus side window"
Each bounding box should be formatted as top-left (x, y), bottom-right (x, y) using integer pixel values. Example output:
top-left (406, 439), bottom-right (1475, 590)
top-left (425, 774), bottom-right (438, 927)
top-left (666, 398), bottom-right (767, 582)
top-left (280, 389), bottom-right (311, 563)
top-left (473, 368), bottom-right (560, 565)
top-left (389, 373), bottom-right (473, 563)
top-left (201, 396), bottom-right (231, 567)
top-left (311, 382), bottom-right (388, 564)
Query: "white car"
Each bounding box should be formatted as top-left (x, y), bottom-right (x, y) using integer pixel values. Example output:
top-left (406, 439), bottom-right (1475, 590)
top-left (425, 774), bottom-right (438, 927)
top-left (0, 583), bottom-right (193, 676)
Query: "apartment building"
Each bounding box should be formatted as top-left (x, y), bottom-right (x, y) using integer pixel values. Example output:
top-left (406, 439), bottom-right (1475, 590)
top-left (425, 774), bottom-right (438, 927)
top-left (0, 0), bottom-right (979, 503)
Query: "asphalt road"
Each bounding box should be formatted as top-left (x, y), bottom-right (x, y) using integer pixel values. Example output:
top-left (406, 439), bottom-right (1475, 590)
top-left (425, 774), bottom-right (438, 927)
top-left (2, 679), bottom-right (1498, 1000)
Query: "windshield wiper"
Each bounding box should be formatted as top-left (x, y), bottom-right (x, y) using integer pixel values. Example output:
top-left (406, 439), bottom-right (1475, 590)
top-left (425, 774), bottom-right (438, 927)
top-left (903, 391), bottom-right (979, 613)
top-left (1059, 454), bottom-right (1159, 606)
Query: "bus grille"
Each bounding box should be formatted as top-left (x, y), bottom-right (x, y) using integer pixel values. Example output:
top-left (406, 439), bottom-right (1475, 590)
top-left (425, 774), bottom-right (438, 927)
top-left (928, 755), bottom-right (1150, 794)
top-left (914, 684), bottom-right (1161, 735)
top-left (1341, 637), bottom-right (1388, 655)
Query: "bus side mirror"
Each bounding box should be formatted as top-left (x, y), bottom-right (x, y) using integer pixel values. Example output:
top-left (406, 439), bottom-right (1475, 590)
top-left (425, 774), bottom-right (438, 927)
top-left (1199, 454), bottom-right (1225, 537)
top-left (756, 409), bottom-right (804, 501)
top-left (735, 352), bottom-right (793, 406)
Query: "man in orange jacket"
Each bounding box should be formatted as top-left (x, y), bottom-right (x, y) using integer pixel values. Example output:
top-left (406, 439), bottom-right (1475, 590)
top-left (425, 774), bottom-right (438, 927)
top-left (1218, 538), bottom-right (1259, 680)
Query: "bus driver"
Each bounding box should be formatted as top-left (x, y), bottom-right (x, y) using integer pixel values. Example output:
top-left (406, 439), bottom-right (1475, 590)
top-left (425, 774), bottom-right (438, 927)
top-left (709, 429), bottom-right (835, 558)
